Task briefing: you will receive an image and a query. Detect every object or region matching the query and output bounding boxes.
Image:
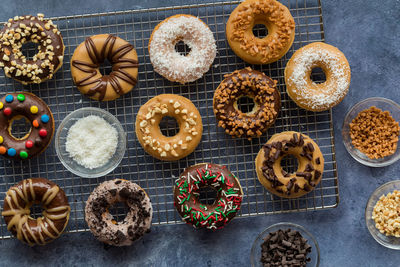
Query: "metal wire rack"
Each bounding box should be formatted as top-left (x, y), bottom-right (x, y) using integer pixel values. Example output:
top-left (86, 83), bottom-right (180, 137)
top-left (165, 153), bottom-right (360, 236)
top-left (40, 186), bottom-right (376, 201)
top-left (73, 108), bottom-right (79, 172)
top-left (0, 0), bottom-right (339, 239)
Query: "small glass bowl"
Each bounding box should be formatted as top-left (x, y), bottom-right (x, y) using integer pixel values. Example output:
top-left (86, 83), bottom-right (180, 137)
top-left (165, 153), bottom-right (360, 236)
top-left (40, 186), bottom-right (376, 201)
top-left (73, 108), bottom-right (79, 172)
top-left (365, 180), bottom-right (400, 249)
top-left (250, 222), bottom-right (320, 267)
top-left (55, 107), bottom-right (126, 178)
top-left (342, 97), bottom-right (400, 167)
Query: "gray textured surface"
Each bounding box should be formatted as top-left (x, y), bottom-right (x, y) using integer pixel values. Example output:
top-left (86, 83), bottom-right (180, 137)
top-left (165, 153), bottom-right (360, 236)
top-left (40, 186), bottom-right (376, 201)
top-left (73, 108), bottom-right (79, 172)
top-left (0, 0), bottom-right (400, 266)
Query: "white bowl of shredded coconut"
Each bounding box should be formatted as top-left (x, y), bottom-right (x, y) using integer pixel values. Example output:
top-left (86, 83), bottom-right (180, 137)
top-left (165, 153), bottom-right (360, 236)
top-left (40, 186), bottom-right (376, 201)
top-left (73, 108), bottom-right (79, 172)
top-left (55, 107), bottom-right (126, 178)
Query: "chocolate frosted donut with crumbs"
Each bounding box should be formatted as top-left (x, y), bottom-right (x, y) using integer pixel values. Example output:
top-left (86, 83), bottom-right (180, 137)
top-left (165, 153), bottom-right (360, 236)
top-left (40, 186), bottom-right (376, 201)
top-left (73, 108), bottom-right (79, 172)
top-left (213, 67), bottom-right (280, 139)
top-left (85, 179), bottom-right (152, 246)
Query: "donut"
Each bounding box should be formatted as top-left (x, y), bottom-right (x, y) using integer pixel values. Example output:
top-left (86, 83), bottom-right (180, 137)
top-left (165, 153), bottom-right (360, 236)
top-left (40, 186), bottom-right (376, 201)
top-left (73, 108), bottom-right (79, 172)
top-left (71, 34), bottom-right (139, 101)
top-left (284, 42), bottom-right (351, 111)
top-left (0, 14), bottom-right (64, 84)
top-left (0, 92), bottom-right (54, 160)
top-left (2, 178), bottom-right (70, 246)
top-left (226, 0), bottom-right (295, 64)
top-left (85, 179), bottom-right (152, 246)
top-left (135, 94), bottom-right (203, 161)
top-left (255, 131), bottom-right (324, 198)
top-left (213, 67), bottom-right (281, 139)
top-left (173, 163), bottom-right (243, 230)
top-left (148, 14), bottom-right (216, 84)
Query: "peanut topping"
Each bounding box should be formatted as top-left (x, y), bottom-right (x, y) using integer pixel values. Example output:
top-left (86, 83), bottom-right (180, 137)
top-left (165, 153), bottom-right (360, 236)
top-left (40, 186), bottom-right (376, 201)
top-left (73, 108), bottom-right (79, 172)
top-left (372, 190), bottom-right (400, 237)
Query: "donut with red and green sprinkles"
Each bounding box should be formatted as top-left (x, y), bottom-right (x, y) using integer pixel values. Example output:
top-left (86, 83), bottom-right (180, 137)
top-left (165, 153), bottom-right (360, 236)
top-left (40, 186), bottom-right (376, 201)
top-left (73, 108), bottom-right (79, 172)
top-left (0, 92), bottom-right (54, 160)
top-left (173, 163), bottom-right (243, 230)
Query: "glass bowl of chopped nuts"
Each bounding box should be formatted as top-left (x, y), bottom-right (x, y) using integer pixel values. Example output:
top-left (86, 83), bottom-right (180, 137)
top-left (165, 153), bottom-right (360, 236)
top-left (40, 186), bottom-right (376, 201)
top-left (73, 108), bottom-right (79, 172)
top-left (365, 180), bottom-right (400, 249)
top-left (250, 222), bottom-right (320, 267)
top-left (342, 97), bottom-right (400, 167)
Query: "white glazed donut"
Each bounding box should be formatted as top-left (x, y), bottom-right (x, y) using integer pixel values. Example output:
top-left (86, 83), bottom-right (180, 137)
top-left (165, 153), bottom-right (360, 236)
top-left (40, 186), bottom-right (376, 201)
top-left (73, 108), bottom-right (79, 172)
top-left (85, 179), bottom-right (152, 246)
top-left (148, 14), bottom-right (217, 84)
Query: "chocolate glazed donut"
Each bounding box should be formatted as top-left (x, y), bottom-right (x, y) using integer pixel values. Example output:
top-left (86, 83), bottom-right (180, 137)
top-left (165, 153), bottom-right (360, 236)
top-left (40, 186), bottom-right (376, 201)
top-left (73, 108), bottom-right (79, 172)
top-left (71, 34), bottom-right (139, 101)
top-left (2, 178), bottom-right (70, 246)
top-left (213, 67), bottom-right (281, 139)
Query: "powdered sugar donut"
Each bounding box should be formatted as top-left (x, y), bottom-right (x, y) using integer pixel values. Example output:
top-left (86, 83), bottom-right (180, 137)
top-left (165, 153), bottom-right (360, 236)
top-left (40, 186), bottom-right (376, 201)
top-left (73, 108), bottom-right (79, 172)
top-left (85, 179), bottom-right (152, 246)
top-left (284, 42), bottom-right (351, 112)
top-left (148, 14), bottom-right (217, 84)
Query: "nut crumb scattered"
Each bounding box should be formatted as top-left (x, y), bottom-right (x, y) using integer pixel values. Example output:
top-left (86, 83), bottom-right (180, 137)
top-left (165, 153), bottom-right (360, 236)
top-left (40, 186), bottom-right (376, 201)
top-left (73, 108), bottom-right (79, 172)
top-left (372, 190), bottom-right (400, 237)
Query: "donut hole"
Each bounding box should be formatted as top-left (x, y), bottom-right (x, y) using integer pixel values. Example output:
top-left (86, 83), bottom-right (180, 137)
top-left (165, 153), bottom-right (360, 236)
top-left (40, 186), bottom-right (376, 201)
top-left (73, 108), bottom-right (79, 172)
top-left (159, 116), bottom-right (179, 137)
top-left (10, 116), bottom-right (31, 140)
top-left (198, 186), bottom-right (218, 205)
top-left (252, 24), bottom-right (269, 39)
top-left (175, 40), bottom-right (191, 56)
top-left (310, 67), bottom-right (327, 84)
top-left (108, 202), bottom-right (130, 223)
top-left (99, 59), bottom-right (113, 76)
top-left (280, 154), bottom-right (299, 175)
top-left (29, 202), bottom-right (45, 219)
top-left (236, 96), bottom-right (256, 114)
top-left (21, 41), bottom-right (40, 60)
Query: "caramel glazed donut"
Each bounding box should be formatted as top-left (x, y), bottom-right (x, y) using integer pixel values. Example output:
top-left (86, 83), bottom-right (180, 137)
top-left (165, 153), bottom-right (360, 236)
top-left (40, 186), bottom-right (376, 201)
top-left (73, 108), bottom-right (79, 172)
top-left (0, 92), bottom-right (54, 160)
top-left (136, 94), bottom-right (203, 161)
top-left (0, 14), bottom-right (64, 84)
top-left (174, 163), bottom-right (243, 230)
top-left (85, 179), bottom-right (152, 246)
top-left (148, 14), bottom-right (217, 84)
top-left (2, 178), bottom-right (70, 246)
top-left (213, 67), bottom-right (281, 139)
top-left (71, 34), bottom-right (139, 101)
top-left (285, 42), bottom-right (351, 112)
top-left (226, 0), bottom-right (295, 64)
top-left (256, 131), bottom-right (324, 198)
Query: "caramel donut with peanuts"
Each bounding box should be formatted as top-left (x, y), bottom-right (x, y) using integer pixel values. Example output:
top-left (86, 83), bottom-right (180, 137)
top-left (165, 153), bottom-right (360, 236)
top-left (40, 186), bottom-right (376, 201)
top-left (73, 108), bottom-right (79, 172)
top-left (2, 178), bottom-right (70, 246)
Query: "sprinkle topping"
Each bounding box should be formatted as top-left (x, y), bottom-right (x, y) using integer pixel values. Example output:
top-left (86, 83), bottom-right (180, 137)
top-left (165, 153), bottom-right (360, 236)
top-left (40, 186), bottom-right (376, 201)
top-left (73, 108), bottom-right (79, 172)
top-left (5, 95), bottom-right (13, 103)
top-left (32, 120), bottom-right (39, 128)
top-left (41, 114), bottom-right (50, 123)
top-left (0, 136), bottom-right (3, 144)
top-left (7, 148), bottom-right (16, 157)
top-left (39, 129), bottom-right (47, 137)
top-left (30, 106), bottom-right (39, 114)
top-left (17, 94), bottom-right (25, 102)
top-left (19, 151), bottom-right (28, 159)
top-left (25, 140), bottom-right (33, 149)
top-left (0, 102), bottom-right (3, 109)
top-left (3, 107), bottom-right (11, 116)
top-left (0, 146), bottom-right (6, 154)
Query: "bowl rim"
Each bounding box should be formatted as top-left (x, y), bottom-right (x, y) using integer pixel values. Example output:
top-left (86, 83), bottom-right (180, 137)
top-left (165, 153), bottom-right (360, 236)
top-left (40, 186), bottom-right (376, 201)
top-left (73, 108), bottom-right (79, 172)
top-left (342, 97), bottom-right (400, 167)
top-left (365, 180), bottom-right (400, 250)
top-left (55, 107), bottom-right (126, 178)
top-left (250, 222), bottom-right (320, 267)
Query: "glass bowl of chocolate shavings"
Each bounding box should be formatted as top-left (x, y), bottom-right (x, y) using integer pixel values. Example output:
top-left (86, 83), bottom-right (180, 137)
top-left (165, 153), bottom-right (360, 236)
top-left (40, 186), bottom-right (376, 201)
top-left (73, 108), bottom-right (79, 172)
top-left (250, 222), bottom-right (320, 267)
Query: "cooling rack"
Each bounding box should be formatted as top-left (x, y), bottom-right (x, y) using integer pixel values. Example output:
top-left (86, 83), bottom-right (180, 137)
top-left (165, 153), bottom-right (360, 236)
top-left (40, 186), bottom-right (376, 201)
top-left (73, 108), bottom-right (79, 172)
top-left (0, 0), bottom-right (339, 239)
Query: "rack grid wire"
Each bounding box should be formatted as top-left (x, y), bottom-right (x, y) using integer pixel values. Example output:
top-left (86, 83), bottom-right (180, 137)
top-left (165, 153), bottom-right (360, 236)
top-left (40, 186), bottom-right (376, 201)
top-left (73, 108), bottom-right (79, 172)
top-left (0, 0), bottom-right (339, 239)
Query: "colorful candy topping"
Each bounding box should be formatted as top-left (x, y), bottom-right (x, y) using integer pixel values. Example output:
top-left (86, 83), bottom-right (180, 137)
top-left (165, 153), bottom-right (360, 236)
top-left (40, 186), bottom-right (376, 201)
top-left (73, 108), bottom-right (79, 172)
top-left (32, 120), bottom-right (39, 128)
top-left (41, 114), bottom-right (50, 123)
top-left (17, 94), bottom-right (25, 102)
top-left (0, 146), bottom-right (6, 154)
top-left (30, 106), bottom-right (38, 114)
top-left (39, 129), bottom-right (47, 137)
top-left (7, 148), bottom-right (16, 157)
top-left (3, 107), bottom-right (11, 116)
top-left (25, 140), bottom-right (34, 149)
top-left (0, 102), bottom-right (3, 110)
top-left (5, 95), bottom-right (13, 103)
top-left (19, 151), bottom-right (28, 159)
top-left (0, 136), bottom-right (3, 144)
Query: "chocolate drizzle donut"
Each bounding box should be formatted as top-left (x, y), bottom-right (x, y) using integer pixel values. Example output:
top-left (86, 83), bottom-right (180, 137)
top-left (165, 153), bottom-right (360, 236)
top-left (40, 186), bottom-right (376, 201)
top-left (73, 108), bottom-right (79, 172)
top-left (173, 163), bottom-right (243, 230)
top-left (213, 67), bottom-right (281, 139)
top-left (85, 179), bottom-right (152, 246)
top-left (0, 92), bottom-right (54, 160)
top-left (2, 178), bottom-right (70, 246)
top-left (71, 34), bottom-right (139, 101)
top-left (255, 131), bottom-right (324, 198)
top-left (0, 14), bottom-right (64, 84)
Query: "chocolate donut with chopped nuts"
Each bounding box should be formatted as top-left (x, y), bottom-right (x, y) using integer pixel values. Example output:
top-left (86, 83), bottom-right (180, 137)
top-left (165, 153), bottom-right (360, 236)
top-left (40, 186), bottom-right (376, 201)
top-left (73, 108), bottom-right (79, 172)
top-left (255, 131), bottom-right (324, 198)
top-left (0, 14), bottom-right (64, 84)
top-left (213, 67), bottom-right (280, 139)
top-left (135, 94), bottom-right (203, 161)
top-left (85, 179), bottom-right (152, 246)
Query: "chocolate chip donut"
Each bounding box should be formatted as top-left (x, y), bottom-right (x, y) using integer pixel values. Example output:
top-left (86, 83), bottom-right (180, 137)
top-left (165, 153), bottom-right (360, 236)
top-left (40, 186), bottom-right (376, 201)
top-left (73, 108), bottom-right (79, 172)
top-left (213, 67), bottom-right (281, 139)
top-left (0, 92), bottom-right (54, 160)
top-left (2, 178), bottom-right (70, 246)
top-left (256, 131), bottom-right (324, 198)
top-left (174, 163), bottom-right (243, 230)
top-left (85, 179), bottom-right (152, 246)
top-left (0, 14), bottom-right (64, 84)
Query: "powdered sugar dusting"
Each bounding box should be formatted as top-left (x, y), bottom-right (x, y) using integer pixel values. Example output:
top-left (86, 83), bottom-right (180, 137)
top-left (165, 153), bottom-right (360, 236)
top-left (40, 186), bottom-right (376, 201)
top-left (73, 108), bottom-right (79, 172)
top-left (286, 43), bottom-right (350, 111)
top-left (149, 15), bottom-right (217, 84)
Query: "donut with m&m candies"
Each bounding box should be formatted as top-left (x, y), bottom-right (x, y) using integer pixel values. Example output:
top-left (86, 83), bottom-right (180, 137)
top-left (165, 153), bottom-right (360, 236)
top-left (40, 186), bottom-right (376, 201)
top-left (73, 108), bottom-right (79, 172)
top-left (0, 92), bottom-right (54, 160)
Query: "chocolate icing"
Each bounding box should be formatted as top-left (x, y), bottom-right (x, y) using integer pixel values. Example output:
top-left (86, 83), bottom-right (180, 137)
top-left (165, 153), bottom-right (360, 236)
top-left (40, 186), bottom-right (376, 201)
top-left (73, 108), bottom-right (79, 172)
top-left (0, 92), bottom-right (54, 160)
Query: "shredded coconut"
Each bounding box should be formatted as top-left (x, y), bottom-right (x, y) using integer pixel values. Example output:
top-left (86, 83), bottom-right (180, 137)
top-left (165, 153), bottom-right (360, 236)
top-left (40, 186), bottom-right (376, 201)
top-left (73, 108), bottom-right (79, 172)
top-left (66, 115), bottom-right (118, 169)
top-left (149, 15), bottom-right (217, 84)
top-left (286, 43), bottom-right (350, 111)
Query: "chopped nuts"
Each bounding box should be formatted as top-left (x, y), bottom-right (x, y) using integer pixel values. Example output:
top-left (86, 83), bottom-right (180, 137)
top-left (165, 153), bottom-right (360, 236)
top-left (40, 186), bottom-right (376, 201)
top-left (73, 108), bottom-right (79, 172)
top-left (372, 190), bottom-right (400, 237)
